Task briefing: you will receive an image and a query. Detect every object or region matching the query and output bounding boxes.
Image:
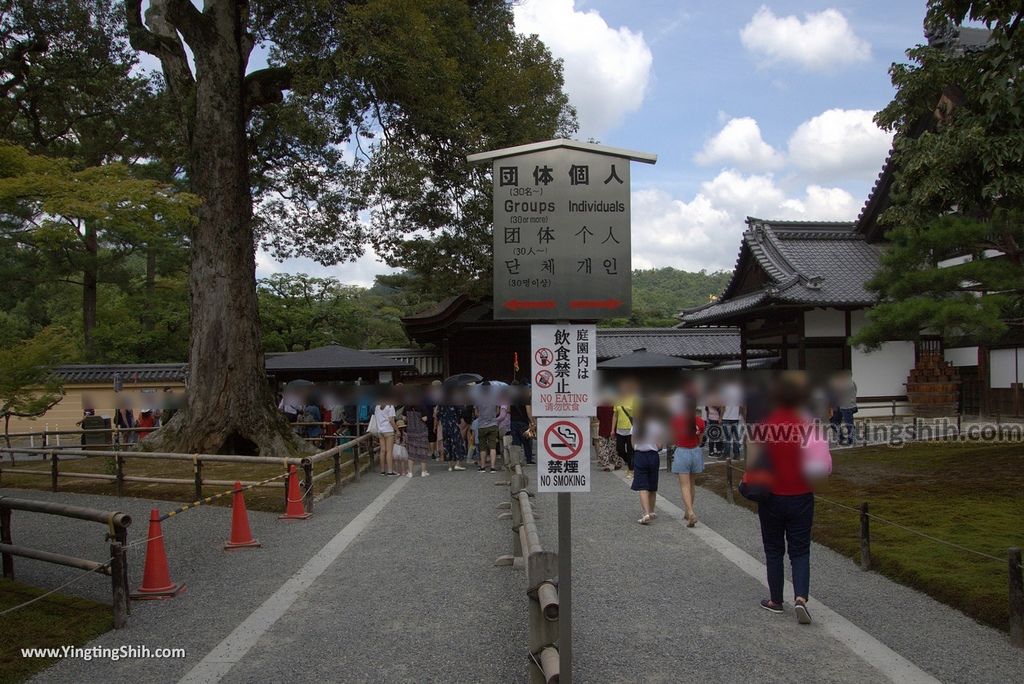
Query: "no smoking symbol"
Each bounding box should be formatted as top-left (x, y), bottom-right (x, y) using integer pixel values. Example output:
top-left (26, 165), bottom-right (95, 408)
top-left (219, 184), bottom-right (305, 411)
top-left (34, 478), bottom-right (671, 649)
top-left (535, 370), bottom-right (553, 388)
top-left (544, 421), bottom-right (584, 461)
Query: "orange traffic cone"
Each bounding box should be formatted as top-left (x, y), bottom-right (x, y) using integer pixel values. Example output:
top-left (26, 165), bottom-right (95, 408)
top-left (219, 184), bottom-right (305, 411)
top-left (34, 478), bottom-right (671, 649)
top-left (132, 508), bottom-right (185, 600)
top-left (224, 481), bottom-right (261, 550)
top-left (279, 464), bottom-right (311, 520)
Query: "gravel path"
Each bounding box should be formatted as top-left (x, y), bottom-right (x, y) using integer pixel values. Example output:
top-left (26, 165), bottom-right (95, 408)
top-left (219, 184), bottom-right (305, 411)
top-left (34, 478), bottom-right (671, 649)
top-left (5, 456), bottom-right (1023, 683)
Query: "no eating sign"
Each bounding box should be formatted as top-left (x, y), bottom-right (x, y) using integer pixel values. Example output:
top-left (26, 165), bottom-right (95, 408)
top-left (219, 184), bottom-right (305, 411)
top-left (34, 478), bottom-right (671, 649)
top-left (537, 417), bottom-right (590, 493)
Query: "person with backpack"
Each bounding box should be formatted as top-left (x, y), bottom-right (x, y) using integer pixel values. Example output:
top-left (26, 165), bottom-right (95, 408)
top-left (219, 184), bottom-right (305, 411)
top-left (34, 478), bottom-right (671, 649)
top-left (752, 373), bottom-right (815, 624)
top-left (671, 399), bottom-right (706, 527)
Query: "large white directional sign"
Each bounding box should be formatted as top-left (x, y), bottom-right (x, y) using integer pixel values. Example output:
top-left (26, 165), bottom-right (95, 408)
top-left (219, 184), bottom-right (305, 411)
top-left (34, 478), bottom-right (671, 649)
top-left (537, 417), bottom-right (591, 493)
top-left (531, 324), bottom-right (596, 417)
top-left (468, 139), bottom-right (656, 320)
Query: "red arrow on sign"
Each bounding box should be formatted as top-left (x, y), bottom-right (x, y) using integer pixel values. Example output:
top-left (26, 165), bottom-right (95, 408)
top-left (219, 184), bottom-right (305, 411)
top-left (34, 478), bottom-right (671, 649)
top-left (504, 299), bottom-right (556, 311)
top-left (569, 298), bottom-right (622, 310)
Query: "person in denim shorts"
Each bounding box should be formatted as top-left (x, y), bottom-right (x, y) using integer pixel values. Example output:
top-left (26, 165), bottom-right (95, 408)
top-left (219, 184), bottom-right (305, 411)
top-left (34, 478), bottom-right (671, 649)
top-left (671, 402), bottom-right (706, 527)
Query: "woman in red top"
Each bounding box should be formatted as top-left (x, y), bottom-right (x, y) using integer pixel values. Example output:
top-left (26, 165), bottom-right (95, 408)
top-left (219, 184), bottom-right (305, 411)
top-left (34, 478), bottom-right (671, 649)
top-left (135, 409), bottom-right (157, 440)
top-left (754, 374), bottom-right (814, 624)
top-left (670, 400), bottom-right (705, 527)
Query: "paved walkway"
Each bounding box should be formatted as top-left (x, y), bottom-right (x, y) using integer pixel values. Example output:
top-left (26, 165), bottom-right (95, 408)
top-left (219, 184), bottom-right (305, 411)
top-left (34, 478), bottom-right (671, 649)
top-left (4, 459), bottom-right (1022, 683)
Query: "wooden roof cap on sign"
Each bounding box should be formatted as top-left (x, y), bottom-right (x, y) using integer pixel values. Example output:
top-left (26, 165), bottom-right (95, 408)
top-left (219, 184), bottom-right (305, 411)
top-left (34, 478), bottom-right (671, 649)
top-left (466, 138), bottom-right (657, 165)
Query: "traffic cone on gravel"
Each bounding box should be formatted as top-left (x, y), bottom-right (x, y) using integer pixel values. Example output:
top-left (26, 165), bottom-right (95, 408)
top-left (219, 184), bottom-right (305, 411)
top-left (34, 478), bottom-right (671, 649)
top-left (132, 508), bottom-right (184, 599)
top-left (279, 464), bottom-right (311, 520)
top-left (224, 481), bottom-right (261, 550)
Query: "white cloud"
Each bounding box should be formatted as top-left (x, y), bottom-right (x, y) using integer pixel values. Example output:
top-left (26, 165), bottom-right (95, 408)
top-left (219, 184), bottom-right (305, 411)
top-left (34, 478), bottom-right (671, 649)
top-left (256, 248), bottom-right (395, 288)
top-left (695, 117), bottom-right (784, 171)
top-left (740, 6), bottom-right (870, 71)
top-left (631, 171), bottom-right (859, 271)
top-left (513, 0), bottom-right (652, 136)
top-left (787, 108), bottom-right (892, 179)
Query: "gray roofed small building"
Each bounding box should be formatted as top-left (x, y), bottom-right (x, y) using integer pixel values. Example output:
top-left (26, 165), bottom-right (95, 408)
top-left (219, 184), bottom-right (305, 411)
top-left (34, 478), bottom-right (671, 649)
top-left (56, 364), bottom-right (187, 384)
top-left (680, 218), bottom-right (882, 326)
top-left (265, 345), bottom-right (415, 382)
top-left (595, 327), bottom-right (767, 362)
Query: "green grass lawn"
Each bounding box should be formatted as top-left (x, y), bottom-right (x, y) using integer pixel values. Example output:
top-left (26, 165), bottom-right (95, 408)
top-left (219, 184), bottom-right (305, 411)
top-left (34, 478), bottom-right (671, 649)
top-left (0, 579), bottom-right (113, 683)
top-left (700, 441), bottom-right (1024, 631)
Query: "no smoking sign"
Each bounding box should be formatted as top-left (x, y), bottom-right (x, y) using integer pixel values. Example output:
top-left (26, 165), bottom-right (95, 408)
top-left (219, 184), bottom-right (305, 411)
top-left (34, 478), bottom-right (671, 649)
top-left (537, 417), bottom-right (590, 493)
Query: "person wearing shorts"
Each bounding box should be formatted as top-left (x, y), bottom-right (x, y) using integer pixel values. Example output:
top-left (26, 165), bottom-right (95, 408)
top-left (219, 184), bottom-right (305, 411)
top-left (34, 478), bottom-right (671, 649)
top-left (630, 398), bottom-right (667, 525)
top-left (671, 402), bottom-right (706, 527)
top-left (474, 381), bottom-right (499, 472)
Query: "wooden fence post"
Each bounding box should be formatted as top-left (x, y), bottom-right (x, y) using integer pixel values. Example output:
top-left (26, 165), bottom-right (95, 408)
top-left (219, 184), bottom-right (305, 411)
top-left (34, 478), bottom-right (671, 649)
top-left (302, 461), bottom-right (314, 514)
top-left (1, 506), bottom-right (12, 579)
top-left (725, 458), bottom-right (735, 505)
top-left (1009, 547), bottom-right (1023, 648)
top-left (333, 452), bottom-right (342, 490)
top-left (859, 502), bottom-right (871, 571)
top-left (50, 451), bottom-right (58, 492)
top-left (353, 421), bottom-right (362, 480)
top-left (527, 549), bottom-right (560, 684)
top-left (194, 459), bottom-right (203, 501)
top-left (109, 541), bottom-right (128, 629)
top-left (115, 455), bottom-right (125, 497)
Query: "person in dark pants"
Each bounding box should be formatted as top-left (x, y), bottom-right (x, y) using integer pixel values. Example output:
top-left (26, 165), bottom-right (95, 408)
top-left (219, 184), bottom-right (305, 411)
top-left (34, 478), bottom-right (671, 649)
top-left (508, 381), bottom-right (533, 464)
top-left (613, 379), bottom-right (638, 476)
top-left (756, 373), bottom-right (815, 624)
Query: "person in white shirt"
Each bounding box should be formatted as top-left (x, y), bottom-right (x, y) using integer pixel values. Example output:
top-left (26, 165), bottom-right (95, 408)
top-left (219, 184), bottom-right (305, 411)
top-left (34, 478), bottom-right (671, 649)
top-left (373, 402), bottom-right (398, 475)
top-left (630, 398), bottom-right (668, 525)
top-left (720, 380), bottom-right (744, 459)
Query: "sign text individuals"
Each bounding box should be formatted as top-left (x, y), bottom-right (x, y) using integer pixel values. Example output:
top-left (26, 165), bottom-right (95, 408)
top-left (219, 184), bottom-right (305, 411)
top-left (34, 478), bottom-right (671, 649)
top-left (492, 148), bottom-right (631, 319)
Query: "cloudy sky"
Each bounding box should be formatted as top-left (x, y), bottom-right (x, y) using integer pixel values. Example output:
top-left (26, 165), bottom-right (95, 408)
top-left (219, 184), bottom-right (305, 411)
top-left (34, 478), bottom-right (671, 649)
top-left (260, 0), bottom-right (927, 284)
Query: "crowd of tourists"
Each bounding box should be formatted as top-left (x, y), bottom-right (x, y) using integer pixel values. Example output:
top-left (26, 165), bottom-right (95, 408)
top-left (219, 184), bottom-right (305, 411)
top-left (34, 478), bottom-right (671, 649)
top-left (278, 370), bottom-right (856, 625)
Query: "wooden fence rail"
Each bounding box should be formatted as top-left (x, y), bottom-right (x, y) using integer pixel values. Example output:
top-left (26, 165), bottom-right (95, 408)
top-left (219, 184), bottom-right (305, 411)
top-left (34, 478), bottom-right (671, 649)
top-left (0, 496), bottom-right (132, 628)
top-left (495, 464), bottom-right (560, 684)
top-left (0, 430), bottom-right (378, 515)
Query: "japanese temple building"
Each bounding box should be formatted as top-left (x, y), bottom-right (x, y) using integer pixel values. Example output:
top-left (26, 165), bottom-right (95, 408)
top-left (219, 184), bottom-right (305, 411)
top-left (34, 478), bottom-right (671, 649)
top-left (679, 156), bottom-right (1021, 418)
top-left (399, 295), bottom-right (765, 382)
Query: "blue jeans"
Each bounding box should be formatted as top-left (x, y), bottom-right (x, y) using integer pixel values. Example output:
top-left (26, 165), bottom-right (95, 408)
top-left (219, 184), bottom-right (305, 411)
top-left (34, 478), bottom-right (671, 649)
top-left (839, 408), bottom-right (855, 445)
top-left (758, 493), bottom-right (814, 603)
top-left (510, 420), bottom-right (533, 463)
top-left (722, 419), bottom-right (741, 458)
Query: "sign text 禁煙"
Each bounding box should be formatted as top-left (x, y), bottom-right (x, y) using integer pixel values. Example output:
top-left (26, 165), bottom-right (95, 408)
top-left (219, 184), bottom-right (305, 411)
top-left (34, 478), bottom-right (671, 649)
top-left (492, 147), bottom-right (632, 319)
top-left (537, 417), bottom-right (591, 493)
top-left (531, 324), bottom-right (596, 418)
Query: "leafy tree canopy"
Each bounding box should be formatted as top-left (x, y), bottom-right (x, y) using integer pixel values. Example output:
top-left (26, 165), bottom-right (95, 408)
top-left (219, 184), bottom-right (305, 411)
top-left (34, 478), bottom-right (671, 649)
top-left (0, 326), bottom-right (74, 446)
top-left (854, 1), bottom-right (1024, 348)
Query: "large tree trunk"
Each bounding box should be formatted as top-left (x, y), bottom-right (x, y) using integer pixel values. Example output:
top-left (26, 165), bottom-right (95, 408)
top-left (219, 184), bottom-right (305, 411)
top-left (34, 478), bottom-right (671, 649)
top-left (82, 223), bottom-right (98, 353)
top-left (142, 6), bottom-right (306, 457)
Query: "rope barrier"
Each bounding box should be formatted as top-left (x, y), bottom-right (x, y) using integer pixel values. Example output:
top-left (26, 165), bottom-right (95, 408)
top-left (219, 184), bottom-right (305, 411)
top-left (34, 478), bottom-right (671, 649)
top-left (0, 561), bottom-right (111, 618)
top-left (0, 526), bottom-right (167, 619)
top-left (160, 470), bottom-right (291, 522)
top-left (716, 459), bottom-right (1021, 569)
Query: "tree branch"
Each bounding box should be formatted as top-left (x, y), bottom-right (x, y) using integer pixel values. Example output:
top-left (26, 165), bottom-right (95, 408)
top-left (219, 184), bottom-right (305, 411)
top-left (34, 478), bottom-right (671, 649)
top-left (244, 66), bottom-right (293, 115)
top-left (162, 0), bottom-right (214, 50)
top-left (124, 0), bottom-right (164, 57)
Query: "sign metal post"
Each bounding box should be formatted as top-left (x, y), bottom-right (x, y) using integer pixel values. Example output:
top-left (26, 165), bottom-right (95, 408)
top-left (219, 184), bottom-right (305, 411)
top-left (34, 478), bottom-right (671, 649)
top-left (470, 139), bottom-right (656, 684)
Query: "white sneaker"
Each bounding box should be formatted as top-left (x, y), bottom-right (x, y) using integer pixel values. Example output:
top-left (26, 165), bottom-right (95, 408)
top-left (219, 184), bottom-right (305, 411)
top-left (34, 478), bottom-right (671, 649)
top-left (405, 472), bottom-right (413, 478)
top-left (421, 471), bottom-right (429, 477)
